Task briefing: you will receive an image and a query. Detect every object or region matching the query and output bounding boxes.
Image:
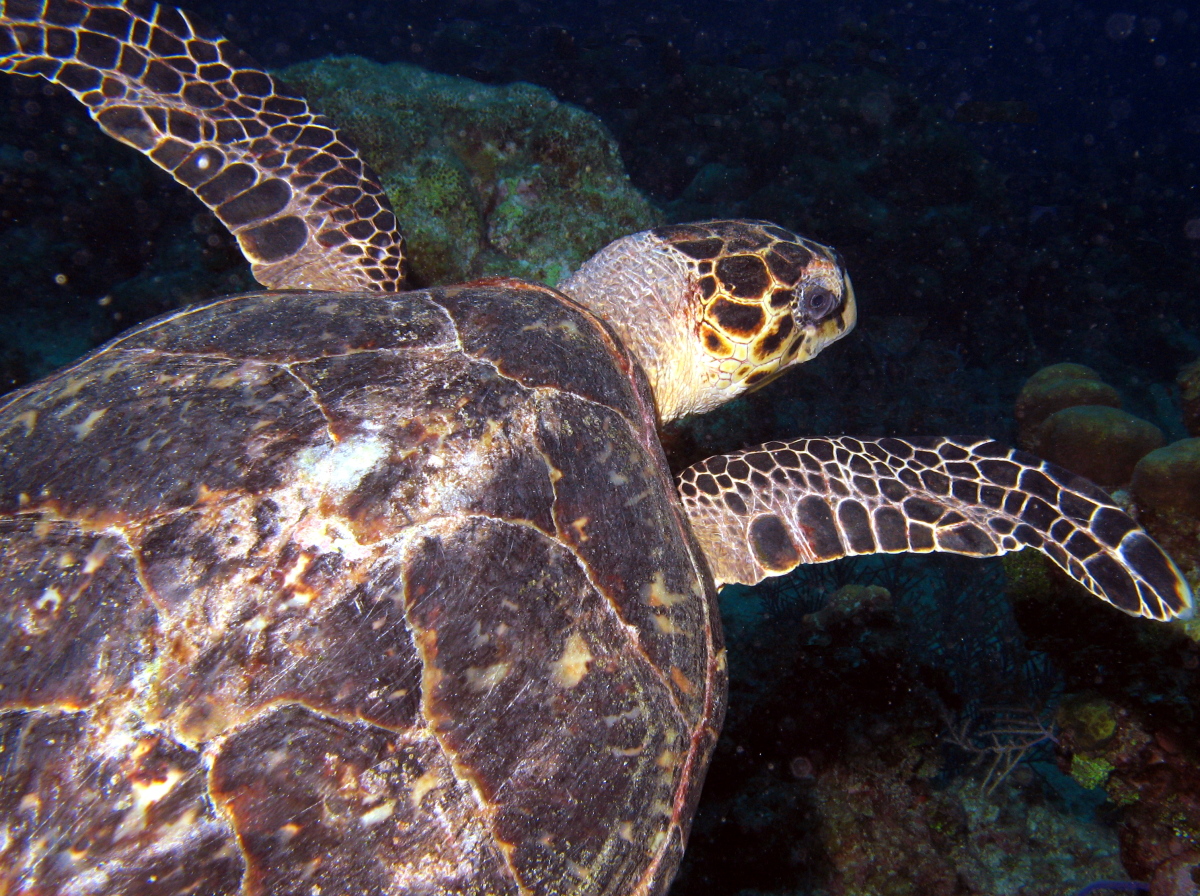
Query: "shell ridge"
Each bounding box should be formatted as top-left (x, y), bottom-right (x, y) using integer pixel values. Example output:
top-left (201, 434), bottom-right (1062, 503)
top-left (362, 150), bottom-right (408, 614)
top-left (195, 701), bottom-right (439, 896)
top-left (197, 697), bottom-right (430, 744)
top-left (0, 292), bottom-right (278, 418)
top-left (279, 362), bottom-right (342, 445)
top-left (395, 523), bottom-right (532, 896)
top-left (426, 290), bottom-right (654, 440)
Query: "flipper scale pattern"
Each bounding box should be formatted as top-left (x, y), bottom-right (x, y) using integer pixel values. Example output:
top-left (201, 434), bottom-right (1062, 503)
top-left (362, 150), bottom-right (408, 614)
top-left (0, 0), bottom-right (407, 291)
top-left (679, 435), bottom-right (1193, 621)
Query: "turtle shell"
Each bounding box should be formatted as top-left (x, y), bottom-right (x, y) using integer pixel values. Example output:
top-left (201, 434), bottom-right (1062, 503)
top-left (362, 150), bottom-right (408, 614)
top-left (0, 283), bottom-right (725, 896)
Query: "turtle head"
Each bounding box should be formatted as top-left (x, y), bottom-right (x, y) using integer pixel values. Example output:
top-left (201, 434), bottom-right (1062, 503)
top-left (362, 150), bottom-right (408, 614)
top-left (558, 220), bottom-right (855, 423)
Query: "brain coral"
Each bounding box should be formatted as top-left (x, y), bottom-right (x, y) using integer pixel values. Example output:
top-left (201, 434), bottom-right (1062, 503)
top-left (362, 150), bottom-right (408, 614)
top-left (278, 57), bottom-right (660, 286)
top-left (1034, 405), bottom-right (1164, 487)
top-left (1014, 363), bottom-right (1122, 450)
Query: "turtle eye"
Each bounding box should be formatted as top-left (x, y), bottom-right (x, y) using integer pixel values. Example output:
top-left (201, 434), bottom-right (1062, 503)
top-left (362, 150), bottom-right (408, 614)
top-left (801, 286), bottom-right (838, 321)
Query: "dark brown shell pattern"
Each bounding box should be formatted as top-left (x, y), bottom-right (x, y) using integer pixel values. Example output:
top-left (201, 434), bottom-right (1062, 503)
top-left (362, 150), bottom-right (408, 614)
top-left (0, 283), bottom-right (725, 896)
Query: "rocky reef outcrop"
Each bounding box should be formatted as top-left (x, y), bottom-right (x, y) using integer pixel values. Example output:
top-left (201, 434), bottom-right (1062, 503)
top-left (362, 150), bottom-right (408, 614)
top-left (279, 57), bottom-right (659, 287)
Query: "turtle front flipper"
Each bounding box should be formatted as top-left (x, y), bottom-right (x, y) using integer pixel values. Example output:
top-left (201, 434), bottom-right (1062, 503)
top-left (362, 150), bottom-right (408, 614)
top-left (679, 436), bottom-right (1193, 621)
top-left (0, 0), bottom-right (405, 291)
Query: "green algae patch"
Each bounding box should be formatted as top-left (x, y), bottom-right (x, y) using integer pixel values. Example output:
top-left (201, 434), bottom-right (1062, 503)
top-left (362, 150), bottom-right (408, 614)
top-left (1057, 695), bottom-right (1118, 752)
top-left (1069, 754), bottom-right (1115, 791)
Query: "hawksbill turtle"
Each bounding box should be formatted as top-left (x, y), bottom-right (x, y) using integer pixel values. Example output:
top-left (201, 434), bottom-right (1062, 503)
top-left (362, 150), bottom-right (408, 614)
top-left (0, 1), bottom-right (1191, 894)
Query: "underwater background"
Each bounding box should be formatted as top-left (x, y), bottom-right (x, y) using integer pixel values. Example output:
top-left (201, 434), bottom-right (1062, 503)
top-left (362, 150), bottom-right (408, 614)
top-left (2, 1), bottom-right (1199, 894)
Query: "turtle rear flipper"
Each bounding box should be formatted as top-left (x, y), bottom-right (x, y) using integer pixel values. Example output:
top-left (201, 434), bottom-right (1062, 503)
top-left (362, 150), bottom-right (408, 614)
top-left (0, 0), bottom-right (405, 291)
top-left (680, 436), bottom-right (1193, 621)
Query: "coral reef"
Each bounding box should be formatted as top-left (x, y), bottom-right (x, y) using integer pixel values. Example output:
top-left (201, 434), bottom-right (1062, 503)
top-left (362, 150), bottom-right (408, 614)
top-left (1012, 364), bottom-right (1162, 487)
top-left (277, 57), bottom-right (659, 286)
top-left (1056, 696), bottom-right (1200, 895)
top-left (1130, 439), bottom-right (1200, 601)
top-left (1177, 359), bottom-right (1200, 439)
top-left (1015, 363), bottom-right (1123, 450)
top-left (1033, 405), bottom-right (1164, 488)
top-left (1007, 548), bottom-right (1200, 896)
top-left (1131, 440), bottom-right (1200, 524)
top-left (891, 431), bottom-right (1198, 894)
top-left (1148, 853), bottom-right (1200, 896)
top-left (672, 555), bottom-right (1133, 896)
top-left (812, 747), bottom-right (1122, 896)
top-left (678, 539), bottom-right (1199, 895)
